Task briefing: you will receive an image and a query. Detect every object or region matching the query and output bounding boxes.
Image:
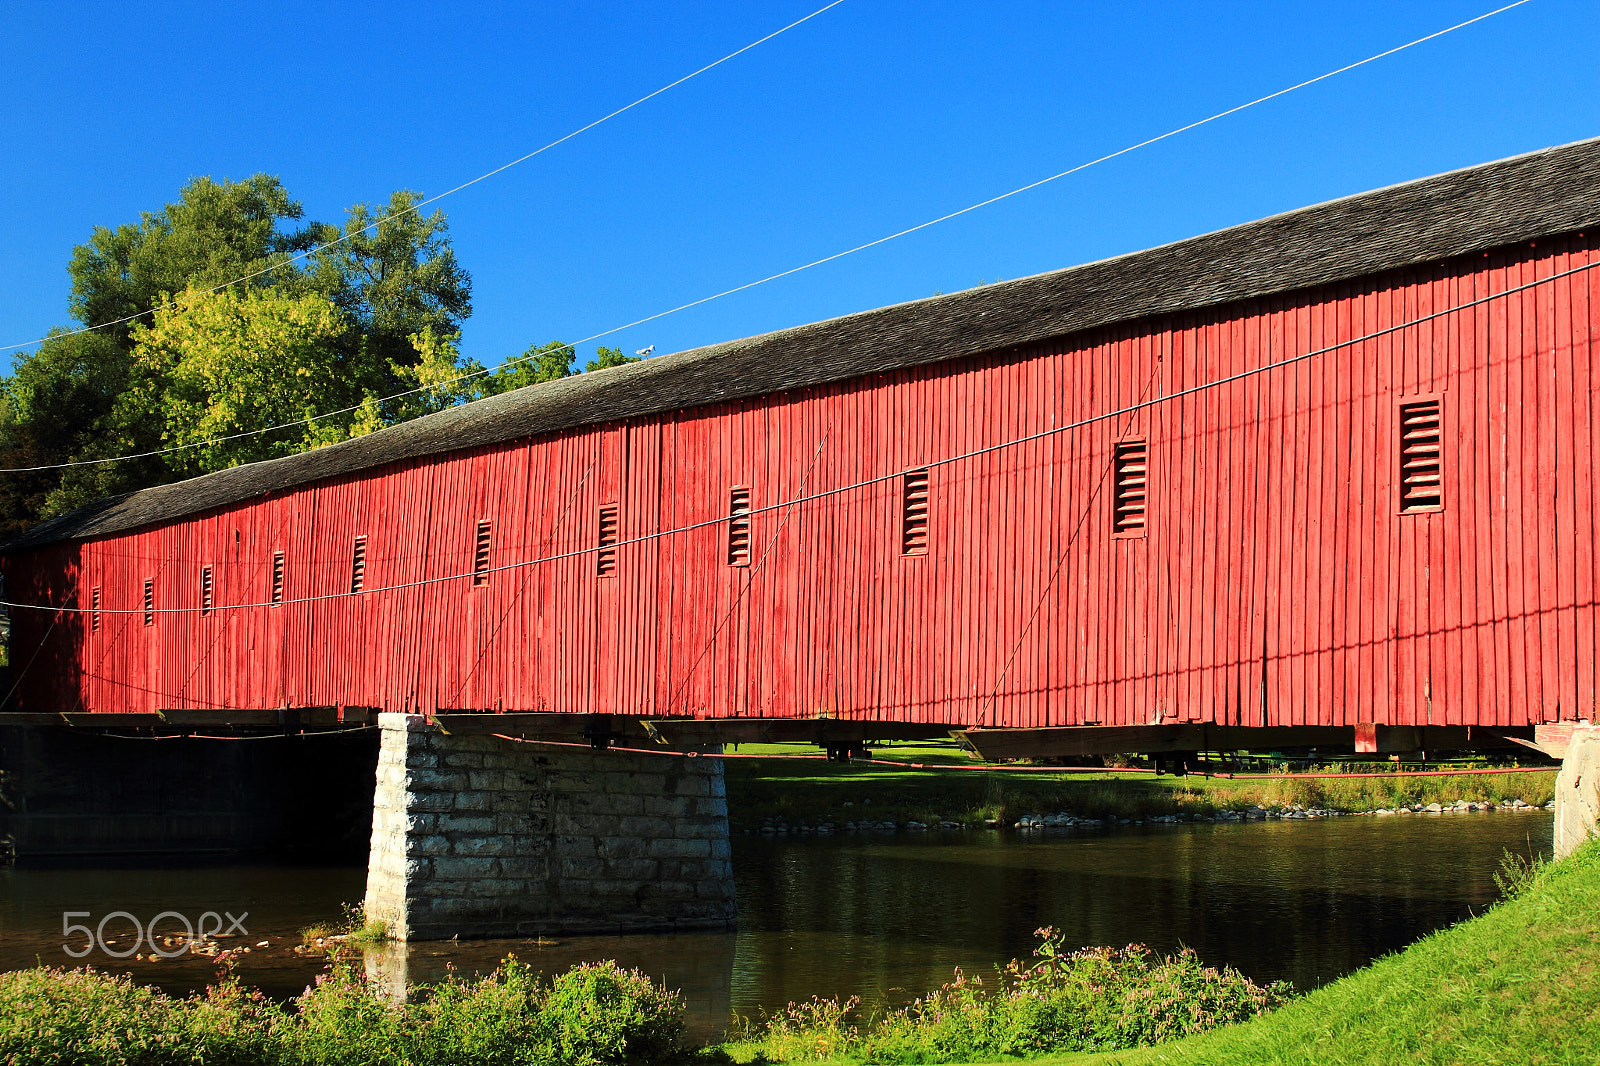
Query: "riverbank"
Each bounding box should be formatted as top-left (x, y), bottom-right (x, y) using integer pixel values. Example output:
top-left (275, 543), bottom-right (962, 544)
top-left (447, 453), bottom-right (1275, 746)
top-left (728, 838), bottom-right (1600, 1064)
top-left (1060, 836), bottom-right (1600, 1064)
top-left (722, 742), bottom-right (1559, 833)
top-left (5, 833), bottom-right (1585, 1063)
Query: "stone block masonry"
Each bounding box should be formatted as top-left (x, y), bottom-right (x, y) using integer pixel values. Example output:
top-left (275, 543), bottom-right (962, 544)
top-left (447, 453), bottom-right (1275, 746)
top-left (364, 713), bottom-right (736, 941)
top-left (1554, 725), bottom-right (1600, 860)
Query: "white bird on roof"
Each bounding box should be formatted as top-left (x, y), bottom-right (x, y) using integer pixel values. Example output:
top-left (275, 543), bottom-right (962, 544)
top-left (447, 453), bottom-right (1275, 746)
top-left (635, 345), bottom-right (655, 358)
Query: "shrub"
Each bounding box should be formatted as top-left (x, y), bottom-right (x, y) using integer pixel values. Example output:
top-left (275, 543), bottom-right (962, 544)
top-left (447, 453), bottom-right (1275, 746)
top-left (740, 928), bottom-right (1293, 1063)
top-left (282, 962), bottom-right (408, 1066)
top-left (543, 961), bottom-right (689, 1066)
top-left (0, 966), bottom-right (281, 1066)
top-left (0, 956), bottom-right (690, 1066)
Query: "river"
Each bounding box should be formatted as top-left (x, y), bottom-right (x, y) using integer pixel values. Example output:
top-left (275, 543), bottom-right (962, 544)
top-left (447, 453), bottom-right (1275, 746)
top-left (0, 812), bottom-right (1552, 1040)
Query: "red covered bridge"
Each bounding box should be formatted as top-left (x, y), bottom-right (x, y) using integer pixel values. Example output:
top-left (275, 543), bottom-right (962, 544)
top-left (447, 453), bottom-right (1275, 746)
top-left (5, 139), bottom-right (1600, 760)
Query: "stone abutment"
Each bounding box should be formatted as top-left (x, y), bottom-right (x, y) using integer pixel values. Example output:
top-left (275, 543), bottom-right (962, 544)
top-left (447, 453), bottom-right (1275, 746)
top-left (363, 713), bottom-right (736, 940)
top-left (1554, 724), bottom-right (1600, 860)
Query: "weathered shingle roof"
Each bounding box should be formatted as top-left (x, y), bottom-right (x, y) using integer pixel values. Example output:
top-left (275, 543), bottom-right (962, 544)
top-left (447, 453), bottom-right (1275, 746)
top-left (13, 136), bottom-right (1600, 550)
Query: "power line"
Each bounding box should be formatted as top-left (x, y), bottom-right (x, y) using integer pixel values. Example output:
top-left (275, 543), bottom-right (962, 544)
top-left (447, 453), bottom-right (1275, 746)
top-left (8, 250), bottom-right (1595, 617)
top-left (0, 0), bottom-right (1532, 476)
top-left (0, 0), bottom-right (850, 358)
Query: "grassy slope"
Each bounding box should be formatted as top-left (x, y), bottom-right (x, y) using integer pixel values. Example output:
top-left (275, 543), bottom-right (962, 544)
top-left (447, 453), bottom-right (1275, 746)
top-left (1027, 839), bottom-right (1600, 1066)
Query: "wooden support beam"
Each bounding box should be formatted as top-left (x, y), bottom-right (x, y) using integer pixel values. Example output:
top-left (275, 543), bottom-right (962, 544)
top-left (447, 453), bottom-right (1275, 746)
top-left (959, 723), bottom-right (1543, 761)
top-left (430, 713), bottom-right (659, 748)
top-left (641, 718), bottom-right (952, 749)
top-left (0, 708), bottom-right (370, 731)
top-left (958, 724), bottom-right (1360, 760)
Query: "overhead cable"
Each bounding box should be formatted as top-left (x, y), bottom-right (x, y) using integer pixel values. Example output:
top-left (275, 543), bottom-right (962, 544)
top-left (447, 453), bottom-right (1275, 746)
top-left (0, 0), bottom-right (1532, 475)
top-left (0, 0), bottom-right (850, 357)
top-left (8, 250), bottom-right (1595, 617)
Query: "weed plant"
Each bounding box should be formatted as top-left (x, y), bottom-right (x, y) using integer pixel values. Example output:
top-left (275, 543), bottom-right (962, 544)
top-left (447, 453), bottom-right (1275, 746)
top-left (732, 928), bottom-right (1291, 1063)
top-left (1491, 845), bottom-right (1550, 901)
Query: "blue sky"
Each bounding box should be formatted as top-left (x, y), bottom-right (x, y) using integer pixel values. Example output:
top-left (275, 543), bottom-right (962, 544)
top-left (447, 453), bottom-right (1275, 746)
top-left (2, 0), bottom-right (1596, 373)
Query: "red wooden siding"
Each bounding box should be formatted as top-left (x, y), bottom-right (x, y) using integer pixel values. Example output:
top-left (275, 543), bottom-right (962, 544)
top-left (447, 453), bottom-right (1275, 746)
top-left (5, 232), bottom-right (1598, 729)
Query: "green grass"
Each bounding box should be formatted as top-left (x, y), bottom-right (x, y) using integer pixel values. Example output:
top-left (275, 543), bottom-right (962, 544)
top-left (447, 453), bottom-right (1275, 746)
top-left (1000, 839), bottom-right (1600, 1066)
top-left (722, 742), bottom-right (1557, 830)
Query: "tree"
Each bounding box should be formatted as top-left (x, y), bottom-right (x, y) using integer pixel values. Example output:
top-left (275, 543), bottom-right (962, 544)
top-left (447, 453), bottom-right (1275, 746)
top-left (475, 340), bottom-right (577, 396)
top-left (473, 343), bottom-right (639, 399)
top-left (583, 346), bottom-right (638, 373)
top-left (304, 190), bottom-right (472, 399)
top-left (8, 329), bottom-right (167, 520)
top-left (67, 174), bottom-right (315, 343)
top-left (0, 175), bottom-right (476, 529)
top-left (122, 287), bottom-right (372, 475)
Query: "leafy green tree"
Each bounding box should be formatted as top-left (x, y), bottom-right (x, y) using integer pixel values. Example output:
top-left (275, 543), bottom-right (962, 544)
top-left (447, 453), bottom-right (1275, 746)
top-left (68, 174), bottom-right (315, 343)
top-left (8, 176), bottom-right (318, 518)
top-left (0, 175), bottom-right (477, 531)
top-left (472, 343), bottom-right (640, 399)
top-left (8, 329), bottom-right (166, 520)
top-left (583, 346), bottom-right (637, 373)
top-left (475, 341), bottom-right (577, 396)
top-left (122, 287), bottom-right (375, 475)
top-left (304, 191), bottom-right (472, 393)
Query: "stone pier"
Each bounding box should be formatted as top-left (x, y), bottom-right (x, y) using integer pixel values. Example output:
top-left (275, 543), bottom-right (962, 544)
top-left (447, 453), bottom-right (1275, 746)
top-left (363, 713), bottom-right (736, 941)
top-left (1554, 724), bottom-right (1600, 860)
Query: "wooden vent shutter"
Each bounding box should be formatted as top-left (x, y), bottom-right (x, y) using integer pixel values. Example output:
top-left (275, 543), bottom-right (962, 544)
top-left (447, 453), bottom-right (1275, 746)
top-left (271, 552), bottom-right (285, 606)
top-left (350, 536), bottom-right (368, 594)
top-left (1398, 398), bottom-right (1444, 512)
top-left (143, 579), bottom-right (154, 626)
top-left (596, 505), bottom-right (619, 577)
top-left (473, 520), bottom-right (492, 586)
top-left (1112, 439), bottom-right (1148, 535)
top-left (91, 586), bottom-right (101, 632)
top-left (901, 468), bottom-right (930, 555)
top-left (201, 567), bottom-right (214, 614)
top-left (727, 488), bottom-right (752, 566)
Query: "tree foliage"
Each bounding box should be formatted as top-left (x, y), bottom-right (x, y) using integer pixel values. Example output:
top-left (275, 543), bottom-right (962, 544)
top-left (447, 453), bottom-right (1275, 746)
top-left (0, 173), bottom-right (644, 539)
top-left (473, 342), bottom-right (637, 398)
top-left (125, 287), bottom-right (373, 475)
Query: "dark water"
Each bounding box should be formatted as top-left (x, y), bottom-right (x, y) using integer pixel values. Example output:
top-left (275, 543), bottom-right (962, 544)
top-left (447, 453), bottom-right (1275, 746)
top-left (0, 813), bottom-right (1553, 1040)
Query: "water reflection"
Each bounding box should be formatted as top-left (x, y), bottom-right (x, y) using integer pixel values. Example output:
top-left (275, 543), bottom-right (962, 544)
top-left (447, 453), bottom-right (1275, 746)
top-left (0, 814), bottom-right (1552, 1038)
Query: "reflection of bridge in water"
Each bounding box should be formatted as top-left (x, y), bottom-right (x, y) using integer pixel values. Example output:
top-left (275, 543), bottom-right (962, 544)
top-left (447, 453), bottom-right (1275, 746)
top-left (3, 140), bottom-right (1599, 935)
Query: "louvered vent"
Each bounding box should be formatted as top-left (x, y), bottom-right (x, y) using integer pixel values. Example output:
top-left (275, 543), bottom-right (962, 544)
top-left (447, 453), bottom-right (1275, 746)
top-left (596, 505), bottom-right (619, 577)
top-left (271, 552), bottom-right (285, 606)
top-left (1112, 439), bottom-right (1148, 534)
top-left (201, 567), bottom-right (214, 614)
top-left (901, 468), bottom-right (930, 555)
top-left (727, 488), bottom-right (752, 566)
top-left (1398, 398), bottom-right (1443, 512)
top-left (91, 586), bottom-right (101, 632)
top-left (473, 520), bottom-right (492, 585)
top-left (350, 536), bottom-right (368, 594)
top-left (143, 579), bottom-right (154, 626)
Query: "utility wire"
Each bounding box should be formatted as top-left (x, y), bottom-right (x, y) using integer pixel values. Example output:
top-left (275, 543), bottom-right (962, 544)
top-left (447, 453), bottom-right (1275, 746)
top-left (0, 0), bottom-right (849, 358)
top-left (0, 0), bottom-right (1531, 476)
top-left (8, 250), bottom-right (1595, 617)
